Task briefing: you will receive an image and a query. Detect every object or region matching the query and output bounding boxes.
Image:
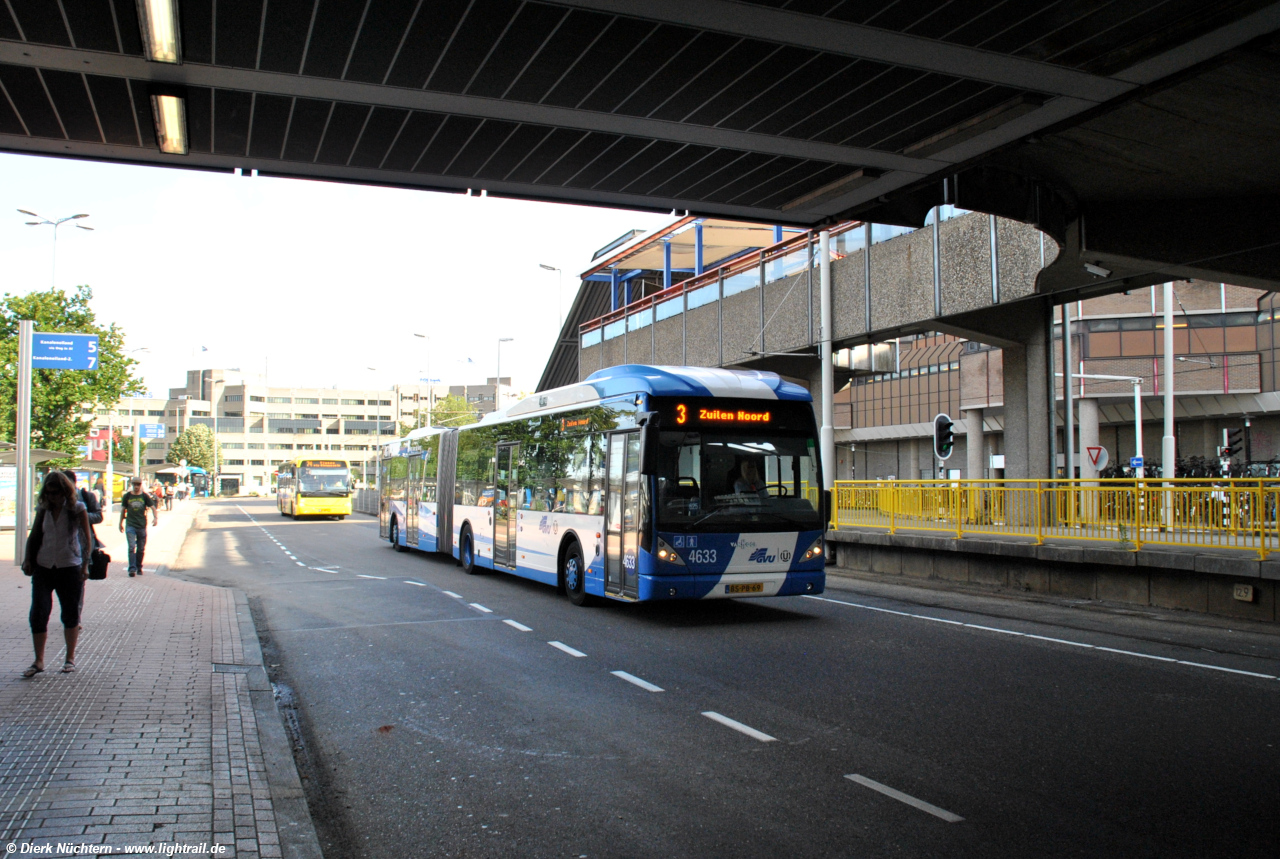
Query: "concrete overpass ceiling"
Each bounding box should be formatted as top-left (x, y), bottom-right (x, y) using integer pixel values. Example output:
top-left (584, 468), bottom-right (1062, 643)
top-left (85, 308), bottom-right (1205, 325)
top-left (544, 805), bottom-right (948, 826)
top-left (0, 0), bottom-right (1275, 243)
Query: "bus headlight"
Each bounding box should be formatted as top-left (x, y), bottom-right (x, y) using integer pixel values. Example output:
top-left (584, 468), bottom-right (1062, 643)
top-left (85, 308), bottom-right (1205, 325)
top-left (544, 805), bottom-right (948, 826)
top-left (656, 537), bottom-right (686, 566)
top-left (800, 536), bottom-right (824, 562)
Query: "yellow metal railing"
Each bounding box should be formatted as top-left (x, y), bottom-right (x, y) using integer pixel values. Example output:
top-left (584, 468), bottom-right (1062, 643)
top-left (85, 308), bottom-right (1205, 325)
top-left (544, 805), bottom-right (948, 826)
top-left (832, 479), bottom-right (1280, 559)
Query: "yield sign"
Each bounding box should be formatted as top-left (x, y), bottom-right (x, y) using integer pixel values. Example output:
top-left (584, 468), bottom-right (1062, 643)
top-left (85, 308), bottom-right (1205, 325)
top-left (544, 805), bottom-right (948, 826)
top-left (1086, 446), bottom-right (1109, 470)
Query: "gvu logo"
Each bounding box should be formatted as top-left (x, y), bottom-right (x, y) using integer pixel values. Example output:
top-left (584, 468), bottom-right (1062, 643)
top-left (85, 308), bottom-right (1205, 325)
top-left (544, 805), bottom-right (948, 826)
top-left (748, 548), bottom-right (776, 564)
top-left (538, 516), bottom-right (551, 534)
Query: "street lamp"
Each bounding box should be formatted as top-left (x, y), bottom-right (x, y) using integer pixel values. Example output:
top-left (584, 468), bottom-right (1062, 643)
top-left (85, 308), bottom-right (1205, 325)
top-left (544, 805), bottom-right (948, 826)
top-left (18, 210), bottom-right (93, 287)
top-left (539, 263), bottom-right (564, 330)
top-left (367, 367), bottom-right (383, 492)
top-left (412, 333), bottom-right (438, 428)
top-left (496, 338), bottom-right (514, 414)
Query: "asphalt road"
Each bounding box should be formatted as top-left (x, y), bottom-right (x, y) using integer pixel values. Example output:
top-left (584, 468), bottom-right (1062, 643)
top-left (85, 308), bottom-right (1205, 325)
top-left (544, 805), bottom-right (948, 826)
top-left (171, 499), bottom-right (1280, 858)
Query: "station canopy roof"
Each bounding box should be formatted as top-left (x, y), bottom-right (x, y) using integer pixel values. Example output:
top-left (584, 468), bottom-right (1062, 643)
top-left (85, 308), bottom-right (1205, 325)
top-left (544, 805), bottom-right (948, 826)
top-left (0, 1), bottom-right (1276, 239)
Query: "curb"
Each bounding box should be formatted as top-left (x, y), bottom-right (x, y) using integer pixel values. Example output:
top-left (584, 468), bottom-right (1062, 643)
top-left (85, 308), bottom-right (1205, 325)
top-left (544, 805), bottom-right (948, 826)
top-left (153, 556), bottom-right (326, 859)
top-left (232, 589), bottom-right (326, 859)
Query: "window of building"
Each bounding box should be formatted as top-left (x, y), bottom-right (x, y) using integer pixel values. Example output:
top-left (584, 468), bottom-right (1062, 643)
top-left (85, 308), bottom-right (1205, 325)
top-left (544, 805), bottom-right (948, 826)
top-left (225, 394), bottom-right (243, 402)
top-left (347, 429), bottom-right (372, 435)
top-left (296, 397), bottom-right (319, 404)
top-left (249, 395), bottom-right (265, 402)
top-left (267, 397), bottom-right (291, 403)
top-left (322, 398), bottom-right (338, 404)
top-left (322, 413), bottom-right (337, 418)
top-left (269, 443), bottom-right (294, 450)
top-left (342, 414), bottom-right (362, 420)
top-left (131, 410), bottom-right (145, 415)
top-left (96, 408), bottom-right (111, 415)
top-left (297, 444), bottom-right (315, 450)
top-left (250, 459), bottom-right (265, 466)
top-left (326, 428), bottom-right (339, 434)
top-left (146, 458), bottom-right (164, 465)
top-left (375, 399), bottom-right (391, 406)
top-left (341, 399), bottom-right (363, 405)
top-left (148, 409), bottom-right (165, 416)
top-left (225, 459), bottom-right (245, 466)
top-left (247, 443), bottom-right (264, 450)
top-left (169, 409), bottom-right (180, 416)
top-left (344, 445), bottom-right (369, 451)
top-left (297, 413), bottom-right (319, 419)
top-left (222, 411), bottom-right (241, 417)
top-left (222, 442), bottom-right (244, 449)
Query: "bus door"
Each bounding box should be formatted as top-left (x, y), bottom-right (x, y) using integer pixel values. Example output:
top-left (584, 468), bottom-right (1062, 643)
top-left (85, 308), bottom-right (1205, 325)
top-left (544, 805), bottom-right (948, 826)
top-left (605, 431), bottom-right (641, 598)
top-left (494, 443), bottom-right (519, 569)
top-left (406, 455), bottom-right (420, 546)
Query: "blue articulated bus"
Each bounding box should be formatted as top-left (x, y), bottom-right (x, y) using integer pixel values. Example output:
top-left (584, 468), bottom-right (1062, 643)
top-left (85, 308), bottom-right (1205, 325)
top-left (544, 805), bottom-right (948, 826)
top-left (379, 365), bottom-right (827, 605)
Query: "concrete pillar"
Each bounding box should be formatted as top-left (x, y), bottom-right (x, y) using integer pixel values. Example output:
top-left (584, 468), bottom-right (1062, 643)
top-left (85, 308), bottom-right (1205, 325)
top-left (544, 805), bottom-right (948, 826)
top-left (1078, 398), bottom-right (1101, 479)
top-left (1000, 306), bottom-right (1052, 482)
top-left (966, 408), bottom-right (985, 480)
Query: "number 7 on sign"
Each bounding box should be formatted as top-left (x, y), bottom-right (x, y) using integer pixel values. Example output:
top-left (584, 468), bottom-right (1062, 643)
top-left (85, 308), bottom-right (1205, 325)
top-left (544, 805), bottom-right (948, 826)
top-left (88, 340), bottom-right (96, 369)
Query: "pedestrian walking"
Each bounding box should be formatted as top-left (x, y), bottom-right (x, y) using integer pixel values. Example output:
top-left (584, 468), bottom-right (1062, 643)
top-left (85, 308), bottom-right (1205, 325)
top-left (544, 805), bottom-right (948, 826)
top-left (164, 482), bottom-right (174, 511)
top-left (119, 477), bottom-right (158, 576)
top-left (63, 470), bottom-right (103, 556)
top-left (21, 472), bottom-right (93, 677)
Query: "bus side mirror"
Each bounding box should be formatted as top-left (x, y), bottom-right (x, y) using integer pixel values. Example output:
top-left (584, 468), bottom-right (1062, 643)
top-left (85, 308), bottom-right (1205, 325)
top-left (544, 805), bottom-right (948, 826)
top-left (637, 412), bottom-right (660, 476)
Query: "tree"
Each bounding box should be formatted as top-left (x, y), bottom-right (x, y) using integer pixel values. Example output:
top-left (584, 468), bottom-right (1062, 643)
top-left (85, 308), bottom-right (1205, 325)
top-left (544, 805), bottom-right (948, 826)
top-left (0, 285), bottom-right (144, 466)
top-left (431, 394), bottom-right (481, 428)
top-left (166, 424), bottom-right (222, 472)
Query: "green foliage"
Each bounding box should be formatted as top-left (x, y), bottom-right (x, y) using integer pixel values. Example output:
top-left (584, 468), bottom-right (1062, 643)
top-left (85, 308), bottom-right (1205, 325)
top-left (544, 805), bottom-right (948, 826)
top-left (0, 285), bottom-right (144, 466)
top-left (166, 424), bottom-right (222, 472)
top-left (431, 394), bottom-right (481, 428)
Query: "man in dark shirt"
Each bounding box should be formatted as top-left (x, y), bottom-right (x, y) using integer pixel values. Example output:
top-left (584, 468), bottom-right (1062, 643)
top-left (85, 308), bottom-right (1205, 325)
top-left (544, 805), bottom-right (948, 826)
top-left (118, 478), bottom-right (158, 576)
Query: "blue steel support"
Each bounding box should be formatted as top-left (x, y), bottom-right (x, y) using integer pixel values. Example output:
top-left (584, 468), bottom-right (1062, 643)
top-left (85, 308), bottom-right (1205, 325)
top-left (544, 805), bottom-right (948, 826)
top-left (695, 221), bottom-right (704, 275)
top-left (663, 240), bottom-right (672, 290)
top-left (610, 267), bottom-right (619, 311)
top-left (773, 225), bottom-right (783, 244)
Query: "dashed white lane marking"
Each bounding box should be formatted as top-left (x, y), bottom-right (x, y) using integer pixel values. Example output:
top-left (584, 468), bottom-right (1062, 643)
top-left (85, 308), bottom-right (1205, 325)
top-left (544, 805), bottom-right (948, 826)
top-left (845, 774), bottom-right (964, 823)
top-left (548, 641), bottom-right (587, 658)
top-left (309, 568), bottom-right (338, 574)
top-left (804, 595), bottom-right (1280, 681)
top-left (358, 574), bottom-right (386, 580)
top-left (611, 671), bottom-right (664, 692)
top-left (503, 620), bottom-right (532, 632)
top-left (443, 591), bottom-right (462, 599)
top-left (295, 562), bottom-right (306, 567)
top-left (701, 711), bottom-right (775, 742)
top-left (405, 581), bottom-right (426, 587)
top-left (469, 603), bottom-right (493, 613)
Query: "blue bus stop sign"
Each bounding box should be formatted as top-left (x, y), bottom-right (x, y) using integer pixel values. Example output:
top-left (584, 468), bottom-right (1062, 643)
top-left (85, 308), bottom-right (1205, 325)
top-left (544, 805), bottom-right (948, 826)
top-left (32, 332), bottom-right (99, 370)
top-left (139, 423), bottom-right (165, 440)
top-left (1130, 456), bottom-right (1144, 469)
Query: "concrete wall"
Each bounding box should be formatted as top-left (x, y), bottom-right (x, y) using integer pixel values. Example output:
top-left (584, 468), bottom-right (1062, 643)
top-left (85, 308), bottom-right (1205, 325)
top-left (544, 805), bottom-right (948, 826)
top-left (830, 531), bottom-right (1279, 623)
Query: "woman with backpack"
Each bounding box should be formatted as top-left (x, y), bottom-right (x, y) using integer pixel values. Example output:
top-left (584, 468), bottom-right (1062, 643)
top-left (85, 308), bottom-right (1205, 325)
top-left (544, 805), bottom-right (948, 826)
top-left (20, 471), bottom-right (93, 677)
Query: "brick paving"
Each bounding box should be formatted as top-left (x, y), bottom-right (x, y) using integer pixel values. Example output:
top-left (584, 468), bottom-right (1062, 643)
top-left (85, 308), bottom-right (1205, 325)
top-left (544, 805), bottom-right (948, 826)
top-left (0, 501), bottom-right (314, 858)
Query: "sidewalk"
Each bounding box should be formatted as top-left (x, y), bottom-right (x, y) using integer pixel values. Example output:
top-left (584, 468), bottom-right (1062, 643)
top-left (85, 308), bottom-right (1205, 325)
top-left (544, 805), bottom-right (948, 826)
top-left (0, 499), bottom-right (322, 859)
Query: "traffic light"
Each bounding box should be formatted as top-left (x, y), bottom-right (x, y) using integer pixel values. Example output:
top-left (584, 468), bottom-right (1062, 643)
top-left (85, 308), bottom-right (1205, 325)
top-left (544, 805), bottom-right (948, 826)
top-left (1224, 428), bottom-right (1244, 458)
top-left (933, 413), bottom-right (955, 460)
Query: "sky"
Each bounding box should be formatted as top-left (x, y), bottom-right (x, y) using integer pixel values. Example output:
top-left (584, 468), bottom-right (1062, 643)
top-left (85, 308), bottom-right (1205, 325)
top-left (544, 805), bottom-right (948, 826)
top-left (1, 152), bottom-right (672, 399)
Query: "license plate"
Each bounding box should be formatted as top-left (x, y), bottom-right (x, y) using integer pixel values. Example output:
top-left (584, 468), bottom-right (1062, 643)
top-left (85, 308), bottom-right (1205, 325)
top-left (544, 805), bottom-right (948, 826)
top-left (725, 583), bottom-right (764, 594)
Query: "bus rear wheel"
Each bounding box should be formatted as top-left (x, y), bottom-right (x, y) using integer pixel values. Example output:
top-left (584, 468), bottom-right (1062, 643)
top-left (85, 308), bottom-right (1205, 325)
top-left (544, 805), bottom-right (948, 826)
top-left (460, 525), bottom-right (478, 575)
top-left (563, 541), bottom-right (591, 607)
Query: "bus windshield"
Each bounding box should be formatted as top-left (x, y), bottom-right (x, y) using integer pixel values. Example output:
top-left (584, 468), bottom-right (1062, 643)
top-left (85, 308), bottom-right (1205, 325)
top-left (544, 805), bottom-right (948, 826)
top-left (655, 430), bottom-right (822, 532)
top-left (298, 464), bottom-right (351, 496)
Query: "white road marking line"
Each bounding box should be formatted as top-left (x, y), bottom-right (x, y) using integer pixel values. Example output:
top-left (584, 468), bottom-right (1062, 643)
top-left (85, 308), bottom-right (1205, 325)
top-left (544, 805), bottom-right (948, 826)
top-left (803, 596), bottom-right (1279, 681)
top-left (309, 568), bottom-right (338, 574)
top-left (701, 711), bottom-right (775, 742)
top-left (295, 562), bottom-right (306, 567)
top-left (611, 671), bottom-right (664, 692)
top-left (845, 774), bottom-right (964, 823)
top-left (443, 591), bottom-right (462, 599)
top-left (469, 603), bottom-right (493, 613)
top-left (358, 574), bottom-right (386, 580)
top-left (548, 641), bottom-right (587, 658)
top-left (503, 620), bottom-right (532, 632)
top-left (405, 581), bottom-right (427, 587)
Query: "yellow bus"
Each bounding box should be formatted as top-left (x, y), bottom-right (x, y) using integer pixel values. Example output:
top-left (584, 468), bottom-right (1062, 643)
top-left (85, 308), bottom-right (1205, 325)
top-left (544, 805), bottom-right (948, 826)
top-left (277, 458), bottom-right (354, 519)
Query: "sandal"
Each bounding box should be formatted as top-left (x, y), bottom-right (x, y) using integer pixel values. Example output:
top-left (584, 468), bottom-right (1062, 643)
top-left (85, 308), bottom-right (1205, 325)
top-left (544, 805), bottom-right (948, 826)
top-left (60, 662), bottom-right (76, 674)
top-left (21, 663), bottom-right (44, 678)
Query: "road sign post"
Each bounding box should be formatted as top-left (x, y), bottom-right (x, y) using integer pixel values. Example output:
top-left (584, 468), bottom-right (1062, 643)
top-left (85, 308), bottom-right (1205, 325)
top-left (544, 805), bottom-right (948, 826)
top-left (15, 328), bottom-right (101, 566)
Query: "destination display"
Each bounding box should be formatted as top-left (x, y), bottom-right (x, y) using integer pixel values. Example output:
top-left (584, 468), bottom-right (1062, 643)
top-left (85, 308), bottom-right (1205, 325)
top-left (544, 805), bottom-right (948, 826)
top-left (654, 398), bottom-right (814, 434)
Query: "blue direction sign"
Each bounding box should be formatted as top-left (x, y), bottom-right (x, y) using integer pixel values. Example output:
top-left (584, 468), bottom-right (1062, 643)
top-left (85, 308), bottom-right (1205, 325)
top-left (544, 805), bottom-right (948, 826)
top-left (1130, 456), bottom-right (1144, 469)
top-left (138, 423), bottom-right (166, 440)
top-left (32, 332), bottom-right (99, 370)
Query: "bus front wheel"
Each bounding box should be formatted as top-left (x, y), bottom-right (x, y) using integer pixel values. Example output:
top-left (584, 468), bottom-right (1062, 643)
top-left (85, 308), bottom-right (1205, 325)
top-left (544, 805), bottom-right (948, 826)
top-left (460, 525), bottom-right (478, 575)
top-left (563, 541), bottom-right (591, 607)
top-left (390, 519), bottom-right (404, 552)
